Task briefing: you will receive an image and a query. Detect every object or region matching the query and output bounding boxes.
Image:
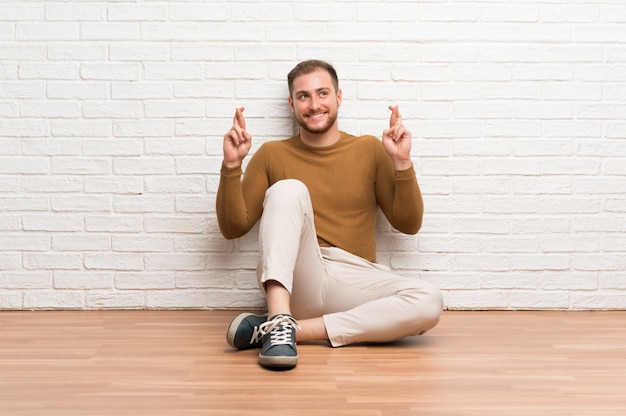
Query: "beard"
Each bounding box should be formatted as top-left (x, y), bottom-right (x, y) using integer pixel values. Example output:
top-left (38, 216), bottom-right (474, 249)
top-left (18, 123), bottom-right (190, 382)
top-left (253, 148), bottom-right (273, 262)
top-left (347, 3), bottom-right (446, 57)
top-left (295, 108), bottom-right (338, 135)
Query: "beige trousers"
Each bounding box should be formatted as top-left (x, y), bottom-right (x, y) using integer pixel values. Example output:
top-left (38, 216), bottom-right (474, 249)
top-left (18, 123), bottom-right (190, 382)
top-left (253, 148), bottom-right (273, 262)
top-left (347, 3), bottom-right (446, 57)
top-left (257, 179), bottom-right (443, 347)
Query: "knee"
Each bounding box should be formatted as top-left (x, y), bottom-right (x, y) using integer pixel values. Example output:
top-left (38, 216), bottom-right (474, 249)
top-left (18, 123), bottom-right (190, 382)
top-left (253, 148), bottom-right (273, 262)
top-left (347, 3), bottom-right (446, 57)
top-left (266, 179), bottom-right (308, 199)
top-left (264, 179), bottom-right (311, 211)
top-left (405, 280), bottom-right (444, 334)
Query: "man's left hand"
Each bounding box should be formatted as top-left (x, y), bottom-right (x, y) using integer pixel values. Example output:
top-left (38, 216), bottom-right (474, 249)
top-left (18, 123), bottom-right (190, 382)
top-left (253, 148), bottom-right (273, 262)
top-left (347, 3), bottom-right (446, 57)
top-left (382, 105), bottom-right (413, 171)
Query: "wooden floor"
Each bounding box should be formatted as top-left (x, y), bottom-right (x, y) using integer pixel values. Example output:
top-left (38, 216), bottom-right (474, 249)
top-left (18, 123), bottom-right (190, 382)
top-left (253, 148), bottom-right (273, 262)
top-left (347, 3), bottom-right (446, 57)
top-left (1, 310), bottom-right (625, 416)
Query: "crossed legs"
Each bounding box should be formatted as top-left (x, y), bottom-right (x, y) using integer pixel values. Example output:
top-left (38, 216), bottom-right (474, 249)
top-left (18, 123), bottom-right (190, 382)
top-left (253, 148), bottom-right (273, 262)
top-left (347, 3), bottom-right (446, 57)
top-left (257, 179), bottom-right (443, 347)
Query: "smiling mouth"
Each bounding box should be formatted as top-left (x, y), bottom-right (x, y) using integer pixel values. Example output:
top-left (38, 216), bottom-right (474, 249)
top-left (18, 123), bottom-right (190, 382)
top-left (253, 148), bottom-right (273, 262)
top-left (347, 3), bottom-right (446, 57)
top-left (306, 112), bottom-right (326, 119)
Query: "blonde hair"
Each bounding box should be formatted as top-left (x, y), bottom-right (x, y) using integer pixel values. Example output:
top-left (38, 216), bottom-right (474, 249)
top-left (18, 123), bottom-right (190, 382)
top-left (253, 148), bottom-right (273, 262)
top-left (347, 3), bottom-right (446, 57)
top-left (287, 60), bottom-right (339, 97)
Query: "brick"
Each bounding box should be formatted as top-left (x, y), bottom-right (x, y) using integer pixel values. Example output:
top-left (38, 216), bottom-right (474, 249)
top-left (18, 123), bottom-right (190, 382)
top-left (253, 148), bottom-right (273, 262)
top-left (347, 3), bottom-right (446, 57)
top-left (83, 101), bottom-right (142, 119)
top-left (570, 292), bottom-right (626, 309)
top-left (23, 291), bottom-right (84, 309)
top-left (85, 291), bottom-right (144, 309)
top-left (17, 23), bottom-right (78, 41)
top-left (0, 253), bottom-right (21, 270)
top-left (80, 23), bottom-right (140, 41)
top-left (115, 272), bottom-right (174, 289)
top-left (171, 44), bottom-right (232, 62)
top-left (113, 120), bottom-right (174, 137)
top-left (84, 253), bottom-right (143, 271)
top-left (145, 138), bottom-right (205, 155)
top-left (47, 44), bottom-right (107, 61)
top-left (84, 177), bottom-right (143, 194)
top-left (80, 63), bottom-right (141, 82)
top-left (112, 235), bottom-right (173, 253)
top-left (175, 196), bottom-right (214, 214)
top-left (22, 214), bottom-right (83, 232)
top-left (85, 215), bottom-right (143, 233)
top-left (23, 253), bottom-right (83, 270)
top-left (54, 271), bottom-right (112, 290)
top-left (45, 4), bottom-right (103, 21)
top-left (52, 235), bottom-right (110, 251)
top-left (111, 82), bottom-right (172, 99)
top-left (82, 139), bottom-right (142, 156)
top-left (0, 100), bottom-right (18, 116)
top-left (419, 5), bottom-right (478, 22)
top-left (0, 215), bottom-right (21, 231)
top-left (144, 176), bottom-right (205, 194)
top-left (113, 157), bottom-right (175, 175)
top-left (144, 216), bottom-right (206, 234)
top-left (0, 157), bottom-right (49, 174)
top-left (113, 195), bottom-right (174, 213)
top-left (1, 272), bottom-right (51, 289)
top-left (0, 4), bottom-right (43, 20)
top-left (0, 196), bottom-right (48, 211)
top-left (0, 234), bottom-right (50, 251)
top-left (108, 4), bottom-right (167, 21)
top-left (540, 272), bottom-right (598, 290)
top-left (20, 100), bottom-right (81, 118)
top-left (445, 290), bottom-right (509, 310)
top-left (509, 291), bottom-right (570, 309)
top-left (0, 292), bottom-right (23, 309)
top-left (175, 271), bottom-right (235, 289)
top-left (21, 176), bottom-right (82, 193)
top-left (170, 3), bottom-right (228, 22)
top-left (18, 63), bottom-right (78, 80)
top-left (47, 82), bottom-right (109, 99)
top-left (481, 273), bottom-right (538, 289)
top-left (0, 119), bottom-right (49, 137)
top-left (51, 120), bottom-right (112, 137)
top-left (174, 235), bottom-right (232, 252)
top-left (206, 289), bottom-right (265, 309)
top-left (51, 195), bottom-right (111, 212)
top-left (146, 290), bottom-right (206, 309)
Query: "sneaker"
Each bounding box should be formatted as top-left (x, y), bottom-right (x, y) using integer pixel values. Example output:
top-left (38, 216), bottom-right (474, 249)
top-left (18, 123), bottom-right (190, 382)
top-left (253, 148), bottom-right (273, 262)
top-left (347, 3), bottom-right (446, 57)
top-left (226, 313), bottom-right (268, 350)
top-left (258, 314), bottom-right (300, 369)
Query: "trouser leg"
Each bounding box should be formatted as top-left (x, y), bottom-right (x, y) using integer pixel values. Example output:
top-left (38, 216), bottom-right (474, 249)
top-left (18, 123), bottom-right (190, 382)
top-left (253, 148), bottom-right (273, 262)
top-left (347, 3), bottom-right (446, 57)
top-left (257, 179), bottom-right (325, 301)
top-left (317, 247), bottom-right (443, 347)
top-left (257, 179), bottom-right (443, 347)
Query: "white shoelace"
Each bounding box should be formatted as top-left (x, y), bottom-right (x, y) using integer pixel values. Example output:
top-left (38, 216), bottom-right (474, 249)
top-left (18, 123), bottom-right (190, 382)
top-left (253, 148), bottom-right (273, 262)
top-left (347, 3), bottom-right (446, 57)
top-left (250, 315), bottom-right (301, 346)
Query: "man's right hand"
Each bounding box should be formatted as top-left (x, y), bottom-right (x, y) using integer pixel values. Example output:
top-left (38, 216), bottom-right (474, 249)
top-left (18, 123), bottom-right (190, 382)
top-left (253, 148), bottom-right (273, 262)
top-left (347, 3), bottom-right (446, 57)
top-left (223, 106), bottom-right (252, 168)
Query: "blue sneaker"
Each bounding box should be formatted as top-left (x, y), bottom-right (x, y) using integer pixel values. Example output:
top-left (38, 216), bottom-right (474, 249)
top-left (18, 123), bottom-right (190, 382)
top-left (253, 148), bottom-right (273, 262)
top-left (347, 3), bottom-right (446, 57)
top-left (258, 314), bottom-right (300, 369)
top-left (226, 313), bottom-right (268, 350)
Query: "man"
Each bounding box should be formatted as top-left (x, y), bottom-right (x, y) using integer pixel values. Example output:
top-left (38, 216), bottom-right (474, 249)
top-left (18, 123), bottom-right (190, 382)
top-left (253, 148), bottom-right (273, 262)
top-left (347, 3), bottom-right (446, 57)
top-left (216, 59), bottom-right (442, 370)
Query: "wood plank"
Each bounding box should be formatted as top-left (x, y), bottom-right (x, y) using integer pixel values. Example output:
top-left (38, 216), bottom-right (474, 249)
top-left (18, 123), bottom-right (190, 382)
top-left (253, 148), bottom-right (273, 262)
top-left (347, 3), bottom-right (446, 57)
top-left (0, 310), bottom-right (624, 415)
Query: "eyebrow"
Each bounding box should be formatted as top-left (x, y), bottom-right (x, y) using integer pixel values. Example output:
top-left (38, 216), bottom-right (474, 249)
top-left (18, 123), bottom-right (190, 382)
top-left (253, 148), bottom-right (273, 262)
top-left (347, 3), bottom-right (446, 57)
top-left (294, 87), bottom-right (332, 96)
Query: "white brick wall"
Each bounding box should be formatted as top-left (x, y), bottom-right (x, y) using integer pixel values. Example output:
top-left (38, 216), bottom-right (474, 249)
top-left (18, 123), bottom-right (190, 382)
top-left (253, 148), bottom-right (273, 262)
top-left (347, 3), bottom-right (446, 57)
top-left (1, 0), bottom-right (625, 310)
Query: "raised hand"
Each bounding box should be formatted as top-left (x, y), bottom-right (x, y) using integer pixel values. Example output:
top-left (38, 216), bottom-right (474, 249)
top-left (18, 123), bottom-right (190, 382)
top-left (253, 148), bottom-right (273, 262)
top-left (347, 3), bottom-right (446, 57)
top-left (223, 107), bottom-right (252, 168)
top-left (382, 105), bottom-right (413, 170)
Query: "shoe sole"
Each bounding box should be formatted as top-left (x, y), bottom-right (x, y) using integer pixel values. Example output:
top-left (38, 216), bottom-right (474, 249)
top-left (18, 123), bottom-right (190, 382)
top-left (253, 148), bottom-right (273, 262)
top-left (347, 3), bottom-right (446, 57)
top-left (258, 353), bottom-right (298, 369)
top-left (226, 312), bottom-right (259, 349)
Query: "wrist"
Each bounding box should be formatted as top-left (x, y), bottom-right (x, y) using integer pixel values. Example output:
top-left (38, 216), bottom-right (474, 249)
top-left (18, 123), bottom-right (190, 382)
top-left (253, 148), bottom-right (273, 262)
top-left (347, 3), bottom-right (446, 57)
top-left (223, 160), bottom-right (242, 169)
top-left (393, 159), bottom-right (412, 171)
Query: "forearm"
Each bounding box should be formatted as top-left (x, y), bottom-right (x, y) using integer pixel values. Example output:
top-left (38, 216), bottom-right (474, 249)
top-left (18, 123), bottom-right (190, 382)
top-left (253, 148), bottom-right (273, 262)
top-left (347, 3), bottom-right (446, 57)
top-left (391, 165), bottom-right (424, 234)
top-left (216, 163), bottom-right (252, 239)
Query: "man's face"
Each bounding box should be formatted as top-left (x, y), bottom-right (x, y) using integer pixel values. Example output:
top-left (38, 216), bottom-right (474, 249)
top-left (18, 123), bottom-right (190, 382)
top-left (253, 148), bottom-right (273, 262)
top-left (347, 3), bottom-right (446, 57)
top-left (289, 69), bottom-right (342, 135)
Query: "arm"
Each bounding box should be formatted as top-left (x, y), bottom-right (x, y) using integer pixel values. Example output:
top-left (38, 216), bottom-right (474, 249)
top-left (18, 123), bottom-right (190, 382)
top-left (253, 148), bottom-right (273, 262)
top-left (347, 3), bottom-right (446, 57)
top-left (377, 106), bottom-right (423, 234)
top-left (216, 107), bottom-right (264, 239)
top-left (382, 105), bottom-right (413, 171)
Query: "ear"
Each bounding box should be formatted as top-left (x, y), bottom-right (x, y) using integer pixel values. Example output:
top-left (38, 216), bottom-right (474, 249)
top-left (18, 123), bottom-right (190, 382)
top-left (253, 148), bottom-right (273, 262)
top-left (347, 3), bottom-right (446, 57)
top-left (288, 96), bottom-right (294, 113)
top-left (336, 89), bottom-right (343, 106)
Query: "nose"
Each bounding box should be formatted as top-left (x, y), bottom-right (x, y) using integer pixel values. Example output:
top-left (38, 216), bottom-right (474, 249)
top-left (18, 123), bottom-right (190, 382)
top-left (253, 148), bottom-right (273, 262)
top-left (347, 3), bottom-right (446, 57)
top-left (309, 95), bottom-right (320, 110)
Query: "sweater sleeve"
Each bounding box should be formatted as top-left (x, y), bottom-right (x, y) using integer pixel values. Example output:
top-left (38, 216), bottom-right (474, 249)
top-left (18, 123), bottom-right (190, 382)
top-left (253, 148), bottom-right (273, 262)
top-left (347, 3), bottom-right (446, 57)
top-left (375, 144), bottom-right (424, 235)
top-left (215, 147), bottom-right (270, 239)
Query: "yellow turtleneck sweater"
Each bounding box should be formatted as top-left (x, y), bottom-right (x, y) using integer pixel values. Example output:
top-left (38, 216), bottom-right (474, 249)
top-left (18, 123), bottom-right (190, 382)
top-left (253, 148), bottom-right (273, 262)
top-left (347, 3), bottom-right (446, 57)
top-left (216, 131), bottom-right (423, 263)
